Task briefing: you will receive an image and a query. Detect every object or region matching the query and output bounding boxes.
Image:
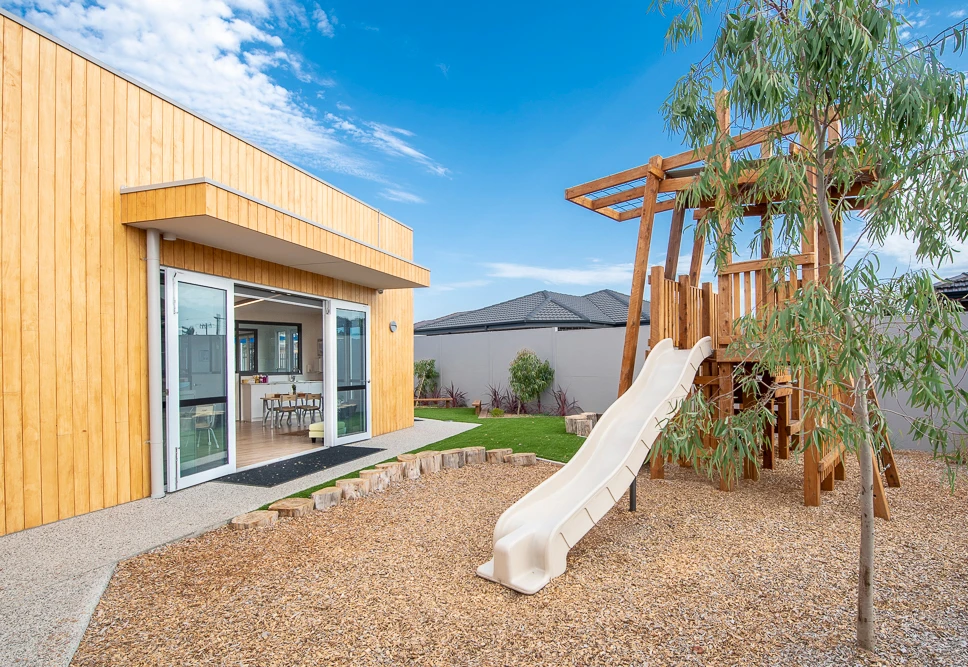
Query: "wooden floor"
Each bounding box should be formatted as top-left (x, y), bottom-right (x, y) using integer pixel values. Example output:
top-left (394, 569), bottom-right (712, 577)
top-left (235, 420), bottom-right (323, 469)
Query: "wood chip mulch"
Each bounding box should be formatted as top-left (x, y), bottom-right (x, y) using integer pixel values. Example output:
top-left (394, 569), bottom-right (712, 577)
top-left (72, 451), bottom-right (968, 666)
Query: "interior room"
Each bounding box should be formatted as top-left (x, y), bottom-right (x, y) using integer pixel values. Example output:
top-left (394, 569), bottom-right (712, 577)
top-left (233, 286), bottom-right (327, 469)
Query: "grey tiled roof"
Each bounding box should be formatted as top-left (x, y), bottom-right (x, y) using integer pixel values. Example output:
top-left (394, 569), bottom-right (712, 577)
top-left (935, 272), bottom-right (968, 297)
top-left (934, 273), bottom-right (968, 301)
top-left (416, 290), bottom-right (650, 335)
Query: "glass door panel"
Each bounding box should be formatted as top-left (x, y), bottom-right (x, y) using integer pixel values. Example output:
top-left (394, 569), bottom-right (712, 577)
top-left (165, 270), bottom-right (236, 489)
top-left (328, 302), bottom-right (371, 445)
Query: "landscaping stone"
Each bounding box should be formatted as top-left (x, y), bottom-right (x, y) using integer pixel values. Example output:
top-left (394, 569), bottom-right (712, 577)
top-left (565, 415), bottom-right (593, 437)
top-left (310, 487), bottom-right (342, 511)
top-left (418, 451), bottom-right (442, 475)
top-left (508, 452), bottom-right (537, 467)
top-left (375, 461), bottom-right (404, 483)
top-left (335, 478), bottom-right (371, 500)
top-left (463, 446), bottom-right (486, 465)
top-left (400, 458), bottom-right (421, 480)
top-left (267, 498), bottom-right (314, 518)
top-left (229, 510), bottom-right (278, 530)
top-left (359, 469), bottom-right (390, 493)
top-left (487, 448), bottom-right (513, 463)
top-left (441, 449), bottom-right (466, 469)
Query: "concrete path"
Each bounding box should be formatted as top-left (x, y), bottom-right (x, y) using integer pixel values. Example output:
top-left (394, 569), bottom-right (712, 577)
top-left (0, 418), bottom-right (476, 666)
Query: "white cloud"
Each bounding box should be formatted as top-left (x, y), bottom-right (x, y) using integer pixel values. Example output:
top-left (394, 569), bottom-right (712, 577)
top-left (431, 279), bottom-right (491, 292)
top-left (436, 63), bottom-right (449, 77)
top-left (325, 112), bottom-right (449, 176)
top-left (952, 9), bottom-right (967, 19)
top-left (312, 5), bottom-right (336, 37)
top-left (854, 230), bottom-right (968, 276)
top-left (7, 0), bottom-right (445, 185)
top-left (9, 0), bottom-right (373, 177)
top-left (336, 101), bottom-right (352, 110)
top-left (484, 262), bottom-right (635, 286)
top-left (379, 188), bottom-right (425, 204)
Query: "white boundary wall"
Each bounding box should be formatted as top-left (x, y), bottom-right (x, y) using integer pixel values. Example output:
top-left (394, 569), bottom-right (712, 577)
top-left (416, 320), bottom-right (968, 453)
top-left (415, 326), bottom-right (651, 414)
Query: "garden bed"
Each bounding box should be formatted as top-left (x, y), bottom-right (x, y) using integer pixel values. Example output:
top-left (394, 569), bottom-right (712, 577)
top-left (73, 451), bottom-right (967, 666)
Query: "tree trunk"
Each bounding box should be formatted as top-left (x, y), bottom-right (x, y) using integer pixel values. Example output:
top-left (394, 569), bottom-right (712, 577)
top-left (854, 375), bottom-right (876, 651)
top-left (813, 117), bottom-right (876, 650)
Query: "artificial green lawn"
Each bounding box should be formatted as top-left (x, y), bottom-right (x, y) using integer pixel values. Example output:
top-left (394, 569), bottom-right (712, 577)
top-left (261, 407), bottom-right (585, 506)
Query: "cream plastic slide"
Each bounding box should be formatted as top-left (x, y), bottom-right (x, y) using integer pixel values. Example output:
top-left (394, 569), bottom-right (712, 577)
top-left (477, 336), bottom-right (713, 594)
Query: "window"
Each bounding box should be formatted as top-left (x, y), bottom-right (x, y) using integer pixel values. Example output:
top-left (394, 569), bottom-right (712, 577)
top-left (236, 321), bottom-right (302, 374)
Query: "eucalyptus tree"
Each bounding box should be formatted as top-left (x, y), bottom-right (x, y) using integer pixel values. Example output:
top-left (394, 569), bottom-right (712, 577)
top-left (650, 0), bottom-right (968, 651)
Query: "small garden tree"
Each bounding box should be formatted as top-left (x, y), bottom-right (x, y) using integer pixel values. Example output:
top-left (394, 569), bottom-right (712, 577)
top-left (651, 0), bottom-right (968, 651)
top-left (413, 359), bottom-right (439, 398)
top-left (508, 349), bottom-right (555, 413)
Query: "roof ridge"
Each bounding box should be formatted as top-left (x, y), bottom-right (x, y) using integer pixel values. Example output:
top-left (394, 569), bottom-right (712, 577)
top-left (541, 293), bottom-right (593, 322)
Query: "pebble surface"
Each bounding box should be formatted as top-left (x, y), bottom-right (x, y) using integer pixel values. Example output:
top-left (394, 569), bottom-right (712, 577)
top-left (73, 451), bottom-right (968, 666)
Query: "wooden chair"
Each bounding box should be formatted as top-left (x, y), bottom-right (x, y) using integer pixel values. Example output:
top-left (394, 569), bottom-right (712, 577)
top-left (300, 393), bottom-right (323, 424)
top-left (276, 394), bottom-right (300, 426)
top-left (194, 405), bottom-right (220, 449)
top-left (261, 394), bottom-right (282, 427)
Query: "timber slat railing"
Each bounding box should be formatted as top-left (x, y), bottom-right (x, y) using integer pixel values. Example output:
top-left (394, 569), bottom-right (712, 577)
top-left (649, 253), bottom-right (815, 351)
top-left (648, 266), bottom-right (719, 350)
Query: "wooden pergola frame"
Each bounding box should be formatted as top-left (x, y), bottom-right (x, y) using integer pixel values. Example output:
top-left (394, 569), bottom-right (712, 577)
top-left (563, 91), bottom-right (899, 516)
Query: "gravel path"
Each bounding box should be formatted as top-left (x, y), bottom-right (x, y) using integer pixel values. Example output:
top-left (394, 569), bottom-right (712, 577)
top-left (73, 451), bottom-right (968, 666)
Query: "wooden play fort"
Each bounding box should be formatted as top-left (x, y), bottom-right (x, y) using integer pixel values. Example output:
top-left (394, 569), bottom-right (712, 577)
top-left (565, 92), bottom-right (900, 519)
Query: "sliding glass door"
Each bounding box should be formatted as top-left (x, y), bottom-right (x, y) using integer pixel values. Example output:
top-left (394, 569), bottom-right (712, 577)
top-left (326, 300), bottom-right (371, 445)
top-left (164, 269), bottom-right (236, 489)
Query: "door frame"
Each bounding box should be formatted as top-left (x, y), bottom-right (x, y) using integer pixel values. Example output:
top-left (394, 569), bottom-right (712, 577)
top-left (326, 299), bottom-right (372, 446)
top-left (163, 268), bottom-right (237, 491)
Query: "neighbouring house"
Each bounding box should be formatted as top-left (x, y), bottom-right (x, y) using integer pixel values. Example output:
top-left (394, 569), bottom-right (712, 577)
top-left (415, 290), bottom-right (650, 413)
top-left (415, 289), bottom-right (649, 335)
top-left (934, 273), bottom-right (968, 309)
top-left (0, 10), bottom-right (429, 537)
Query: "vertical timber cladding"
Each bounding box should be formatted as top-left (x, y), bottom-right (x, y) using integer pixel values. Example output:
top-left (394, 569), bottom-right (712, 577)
top-left (0, 15), bottom-right (418, 535)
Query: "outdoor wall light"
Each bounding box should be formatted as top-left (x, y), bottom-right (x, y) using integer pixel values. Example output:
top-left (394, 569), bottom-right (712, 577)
top-left (389, 321), bottom-right (397, 332)
top-left (162, 232), bottom-right (177, 241)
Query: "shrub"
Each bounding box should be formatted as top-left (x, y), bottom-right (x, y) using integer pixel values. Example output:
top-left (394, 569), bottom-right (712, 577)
top-left (443, 382), bottom-right (468, 408)
top-left (489, 408), bottom-right (505, 418)
top-left (413, 359), bottom-right (439, 398)
top-left (486, 384), bottom-right (506, 411)
top-left (502, 388), bottom-right (529, 415)
top-left (508, 349), bottom-right (554, 413)
top-left (550, 385), bottom-right (582, 416)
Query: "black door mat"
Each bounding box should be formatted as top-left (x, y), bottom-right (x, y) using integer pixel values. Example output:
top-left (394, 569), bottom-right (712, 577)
top-left (218, 445), bottom-right (384, 487)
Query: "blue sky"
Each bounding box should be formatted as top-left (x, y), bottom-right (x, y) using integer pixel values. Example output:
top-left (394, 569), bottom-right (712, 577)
top-left (5, 0), bottom-right (967, 321)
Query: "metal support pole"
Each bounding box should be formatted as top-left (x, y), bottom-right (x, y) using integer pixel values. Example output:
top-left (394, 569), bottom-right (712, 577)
top-left (146, 229), bottom-right (165, 499)
top-left (629, 476), bottom-right (637, 512)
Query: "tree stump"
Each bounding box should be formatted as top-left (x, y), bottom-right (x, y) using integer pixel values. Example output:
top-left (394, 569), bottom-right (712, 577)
top-left (398, 453), bottom-right (423, 479)
top-left (508, 452), bottom-right (537, 466)
top-left (336, 478), bottom-right (371, 500)
top-left (310, 487), bottom-right (342, 510)
top-left (359, 469), bottom-right (389, 493)
top-left (463, 446), bottom-right (486, 465)
top-left (564, 415), bottom-right (583, 434)
top-left (441, 448), bottom-right (466, 469)
top-left (268, 497), bottom-right (314, 518)
top-left (418, 451), bottom-right (442, 475)
top-left (230, 510), bottom-right (278, 530)
top-left (580, 412), bottom-right (600, 428)
top-left (376, 461), bottom-right (404, 483)
top-left (487, 448), bottom-right (513, 463)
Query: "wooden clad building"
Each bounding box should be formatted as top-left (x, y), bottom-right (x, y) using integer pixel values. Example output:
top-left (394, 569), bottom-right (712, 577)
top-left (0, 11), bottom-right (430, 536)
